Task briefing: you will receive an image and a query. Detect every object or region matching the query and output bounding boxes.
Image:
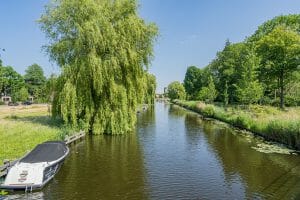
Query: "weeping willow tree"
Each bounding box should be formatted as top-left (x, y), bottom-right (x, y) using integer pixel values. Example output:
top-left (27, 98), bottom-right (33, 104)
top-left (39, 0), bottom-right (158, 134)
top-left (143, 73), bottom-right (156, 105)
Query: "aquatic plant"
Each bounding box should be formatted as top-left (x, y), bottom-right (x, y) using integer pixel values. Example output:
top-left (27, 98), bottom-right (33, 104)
top-left (175, 100), bottom-right (300, 150)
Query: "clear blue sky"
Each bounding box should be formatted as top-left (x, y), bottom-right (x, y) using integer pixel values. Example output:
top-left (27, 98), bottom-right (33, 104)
top-left (0, 1), bottom-right (299, 93)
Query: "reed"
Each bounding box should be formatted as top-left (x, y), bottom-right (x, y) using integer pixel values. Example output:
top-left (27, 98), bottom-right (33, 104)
top-left (174, 100), bottom-right (300, 150)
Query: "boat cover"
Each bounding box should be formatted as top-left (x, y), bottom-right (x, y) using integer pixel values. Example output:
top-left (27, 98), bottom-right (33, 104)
top-left (20, 141), bottom-right (68, 163)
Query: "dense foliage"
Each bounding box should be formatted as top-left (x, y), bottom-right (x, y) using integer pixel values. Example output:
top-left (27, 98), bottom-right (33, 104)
top-left (24, 64), bottom-right (47, 102)
top-left (256, 26), bottom-right (300, 108)
top-left (183, 66), bottom-right (202, 99)
top-left (0, 60), bottom-right (50, 103)
top-left (182, 14), bottom-right (300, 108)
top-left (167, 81), bottom-right (186, 100)
top-left (0, 65), bottom-right (25, 102)
top-left (196, 75), bottom-right (217, 103)
top-left (39, 0), bottom-right (158, 134)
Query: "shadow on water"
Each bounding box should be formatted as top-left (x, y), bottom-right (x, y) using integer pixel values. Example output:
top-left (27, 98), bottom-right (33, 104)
top-left (5, 135), bottom-right (148, 200)
top-left (168, 104), bottom-right (187, 117)
top-left (42, 135), bottom-right (148, 200)
top-left (4, 102), bottom-right (300, 199)
top-left (191, 111), bottom-right (300, 199)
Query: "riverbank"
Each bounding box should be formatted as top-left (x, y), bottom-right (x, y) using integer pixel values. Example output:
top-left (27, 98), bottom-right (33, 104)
top-left (0, 104), bottom-right (73, 162)
top-left (173, 100), bottom-right (300, 150)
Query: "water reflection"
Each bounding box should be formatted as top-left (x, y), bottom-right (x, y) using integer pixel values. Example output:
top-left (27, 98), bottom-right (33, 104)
top-left (136, 105), bottom-right (155, 128)
top-left (168, 104), bottom-right (187, 117)
top-left (197, 114), bottom-right (300, 199)
top-left (4, 102), bottom-right (300, 199)
top-left (50, 135), bottom-right (147, 200)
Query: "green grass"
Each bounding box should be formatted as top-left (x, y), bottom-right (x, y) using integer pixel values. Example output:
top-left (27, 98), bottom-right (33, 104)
top-left (174, 100), bottom-right (300, 150)
top-left (0, 105), bottom-right (74, 163)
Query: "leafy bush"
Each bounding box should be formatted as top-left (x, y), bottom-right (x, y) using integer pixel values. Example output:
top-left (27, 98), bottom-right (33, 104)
top-left (196, 75), bottom-right (217, 103)
top-left (167, 81), bottom-right (186, 100)
top-left (202, 106), bottom-right (215, 117)
top-left (260, 96), bottom-right (272, 105)
top-left (233, 114), bottom-right (253, 129)
top-left (270, 98), bottom-right (280, 107)
top-left (285, 96), bottom-right (300, 107)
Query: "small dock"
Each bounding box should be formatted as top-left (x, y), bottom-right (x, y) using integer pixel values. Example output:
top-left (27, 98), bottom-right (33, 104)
top-left (0, 131), bottom-right (85, 179)
top-left (64, 130), bottom-right (85, 145)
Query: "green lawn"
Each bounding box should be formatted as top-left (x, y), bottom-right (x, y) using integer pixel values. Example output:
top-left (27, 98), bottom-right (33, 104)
top-left (0, 105), bottom-right (68, 162)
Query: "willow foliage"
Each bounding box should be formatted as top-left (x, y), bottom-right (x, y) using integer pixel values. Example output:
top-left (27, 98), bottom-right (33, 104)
top-left (39, 0), bottom-right (158, 134)
top-left (143, 73), bottom-right (156, 105)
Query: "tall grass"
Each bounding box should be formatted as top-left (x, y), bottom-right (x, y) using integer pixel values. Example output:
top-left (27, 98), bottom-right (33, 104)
top-left (174, 100), bottom-right (300, 150)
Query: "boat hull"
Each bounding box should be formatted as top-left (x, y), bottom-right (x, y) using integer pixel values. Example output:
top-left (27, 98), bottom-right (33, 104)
top-left (0, 159), bottom-right (65, 191)
top-left (0, 141), bottom-right (69, 191)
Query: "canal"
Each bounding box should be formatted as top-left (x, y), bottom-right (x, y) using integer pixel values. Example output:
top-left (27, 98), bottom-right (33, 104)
top-left (7, 102), bottom-right (300, 199)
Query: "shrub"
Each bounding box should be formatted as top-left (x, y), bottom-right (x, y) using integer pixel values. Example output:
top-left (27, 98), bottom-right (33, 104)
top-left (233, 114), bottom-right (253, 129)
top-left (264, 120), bottom-right (300, 148)
top-left (260, 96), bottom-right (272, 105)
top-left (213, 108), bottom-right (226, 120)
top-left (285, 96), bottom-right (300, 107)
top-left (174, 100), bottom-right (300, 150)
top-left (167, 81), bottom-right (186, 100)
top-left (202, 105), bottom-right (215, 117)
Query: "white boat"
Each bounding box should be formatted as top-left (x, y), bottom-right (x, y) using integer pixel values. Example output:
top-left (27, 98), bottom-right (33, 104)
top-left (0, 141), bottom-right (69, 191)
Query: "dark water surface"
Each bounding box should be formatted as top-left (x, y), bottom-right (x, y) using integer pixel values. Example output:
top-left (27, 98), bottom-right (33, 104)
top-left (6, 102), bottom-right (300, 200)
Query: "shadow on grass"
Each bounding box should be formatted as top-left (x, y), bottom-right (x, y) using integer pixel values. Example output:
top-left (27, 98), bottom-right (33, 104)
top-left (5, 115), bottom-right (64, 128)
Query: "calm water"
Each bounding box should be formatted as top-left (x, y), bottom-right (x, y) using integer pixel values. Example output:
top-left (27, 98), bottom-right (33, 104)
top-left (5, 102), bottom-right (300, 200)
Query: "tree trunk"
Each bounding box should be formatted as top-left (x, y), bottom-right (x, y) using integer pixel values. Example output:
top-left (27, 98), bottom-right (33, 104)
top-left (279, 73), bottom-right (284, 109)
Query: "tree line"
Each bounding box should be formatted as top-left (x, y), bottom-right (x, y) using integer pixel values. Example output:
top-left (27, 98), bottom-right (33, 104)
top-left (0, 60), bottom-right (54, 103)
top-left (167, 14), bottom-right (300, 108)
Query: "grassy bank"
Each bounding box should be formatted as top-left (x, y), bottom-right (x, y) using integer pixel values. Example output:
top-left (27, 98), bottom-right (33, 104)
top-left (174, 100), bottom-right (300, 150)
top-left (0, 104), bottom-right (73, 162)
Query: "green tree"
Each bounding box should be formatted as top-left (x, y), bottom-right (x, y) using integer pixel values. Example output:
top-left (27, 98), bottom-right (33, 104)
top-left (210, 41), bottom-right (247, 103)
top-left (167, 81), bottom-right (186, 100)
top-left (183, 66), bottom-right (202, 99)
top-left (16, 87), bottom-right (29, 102)
top-left (0, 66), bottom-right (25, 102)
top-left (248, 14), bottom-right (300, 42)
top-left (196, 75), bottom-right (217, 103)
top-left (248, 14), bottom-right (300, 102)
top-left (234, 46), bottom-right (263, 105)
top-left (24, 64), bottom-right (46, 102)
top-left (285, 71), bottom-right (300, 106)
top-left (236, 82), bottom-right (263, 105)
top-left (39, 0), bottom-right (158, 134)
top-left (256, 26), bottom-right (300, 108)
